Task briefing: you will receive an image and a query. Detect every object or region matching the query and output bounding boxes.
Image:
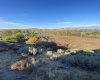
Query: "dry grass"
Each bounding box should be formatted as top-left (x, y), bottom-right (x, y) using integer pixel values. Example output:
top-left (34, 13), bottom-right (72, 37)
top-left (49, 36), bottom-right (100, 51)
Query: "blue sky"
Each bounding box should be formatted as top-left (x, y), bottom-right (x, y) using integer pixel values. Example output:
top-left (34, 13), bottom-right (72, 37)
top-left (0, 0), bottom-right (100, 29)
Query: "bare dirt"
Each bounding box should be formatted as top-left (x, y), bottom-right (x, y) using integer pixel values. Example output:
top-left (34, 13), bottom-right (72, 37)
top-left (49, 36), bottom-right (100, 51)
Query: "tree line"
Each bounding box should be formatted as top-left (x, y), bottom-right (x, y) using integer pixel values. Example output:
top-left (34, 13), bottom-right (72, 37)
top-left (0, 29), bottom-right (100, 43)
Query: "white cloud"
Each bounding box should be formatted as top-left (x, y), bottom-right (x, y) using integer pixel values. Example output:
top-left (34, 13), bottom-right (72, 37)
top-left (85, 24), bottom-right (100, 26)
top-left (0, 21), bottom-right (18, 25)
top-left (57, 22), bottom-right (72, 24)
top-left (0, 19), bottom-right (33, 29)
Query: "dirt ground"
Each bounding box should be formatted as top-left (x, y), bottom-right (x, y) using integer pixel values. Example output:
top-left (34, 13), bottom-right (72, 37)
top-left (49, 36), bottom-right (100, 51)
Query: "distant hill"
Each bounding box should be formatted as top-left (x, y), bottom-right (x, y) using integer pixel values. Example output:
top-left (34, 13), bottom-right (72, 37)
top-left (76, 26), bottom-right (100, 30)
top-left (0, 26), bottom-right (100, 30)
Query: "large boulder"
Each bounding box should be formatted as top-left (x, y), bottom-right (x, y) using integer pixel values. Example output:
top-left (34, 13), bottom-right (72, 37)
top-left (11, 60), bottom-right (28, 70)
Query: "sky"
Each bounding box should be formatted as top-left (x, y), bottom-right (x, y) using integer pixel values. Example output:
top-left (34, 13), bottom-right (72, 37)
top-left (0, 0), bottom-right (100, 29)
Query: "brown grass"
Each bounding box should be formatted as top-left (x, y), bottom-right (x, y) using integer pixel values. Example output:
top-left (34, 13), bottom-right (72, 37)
top-left (49, 36), bottom-right (100, 51)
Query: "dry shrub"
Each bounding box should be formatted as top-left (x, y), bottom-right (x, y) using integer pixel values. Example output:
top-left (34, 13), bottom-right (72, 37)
top-left (11, 60), bottom-right (28, 70)
top-left (57, 51), bottom-right (100, 72)
top-left (26, 36), bottom-right (38, 44)
top-left (47, 66), bottom-right (100, 80)
top-left (0, 72), bottom-right (4, 80)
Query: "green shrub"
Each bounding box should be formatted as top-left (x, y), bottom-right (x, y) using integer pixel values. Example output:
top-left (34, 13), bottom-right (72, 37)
top-left (2, 32), bottom-right (25, 43)
top-left (14, 32), bottom-right (24, 43)
top-left (2, 36), bottom-right (17, 43)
